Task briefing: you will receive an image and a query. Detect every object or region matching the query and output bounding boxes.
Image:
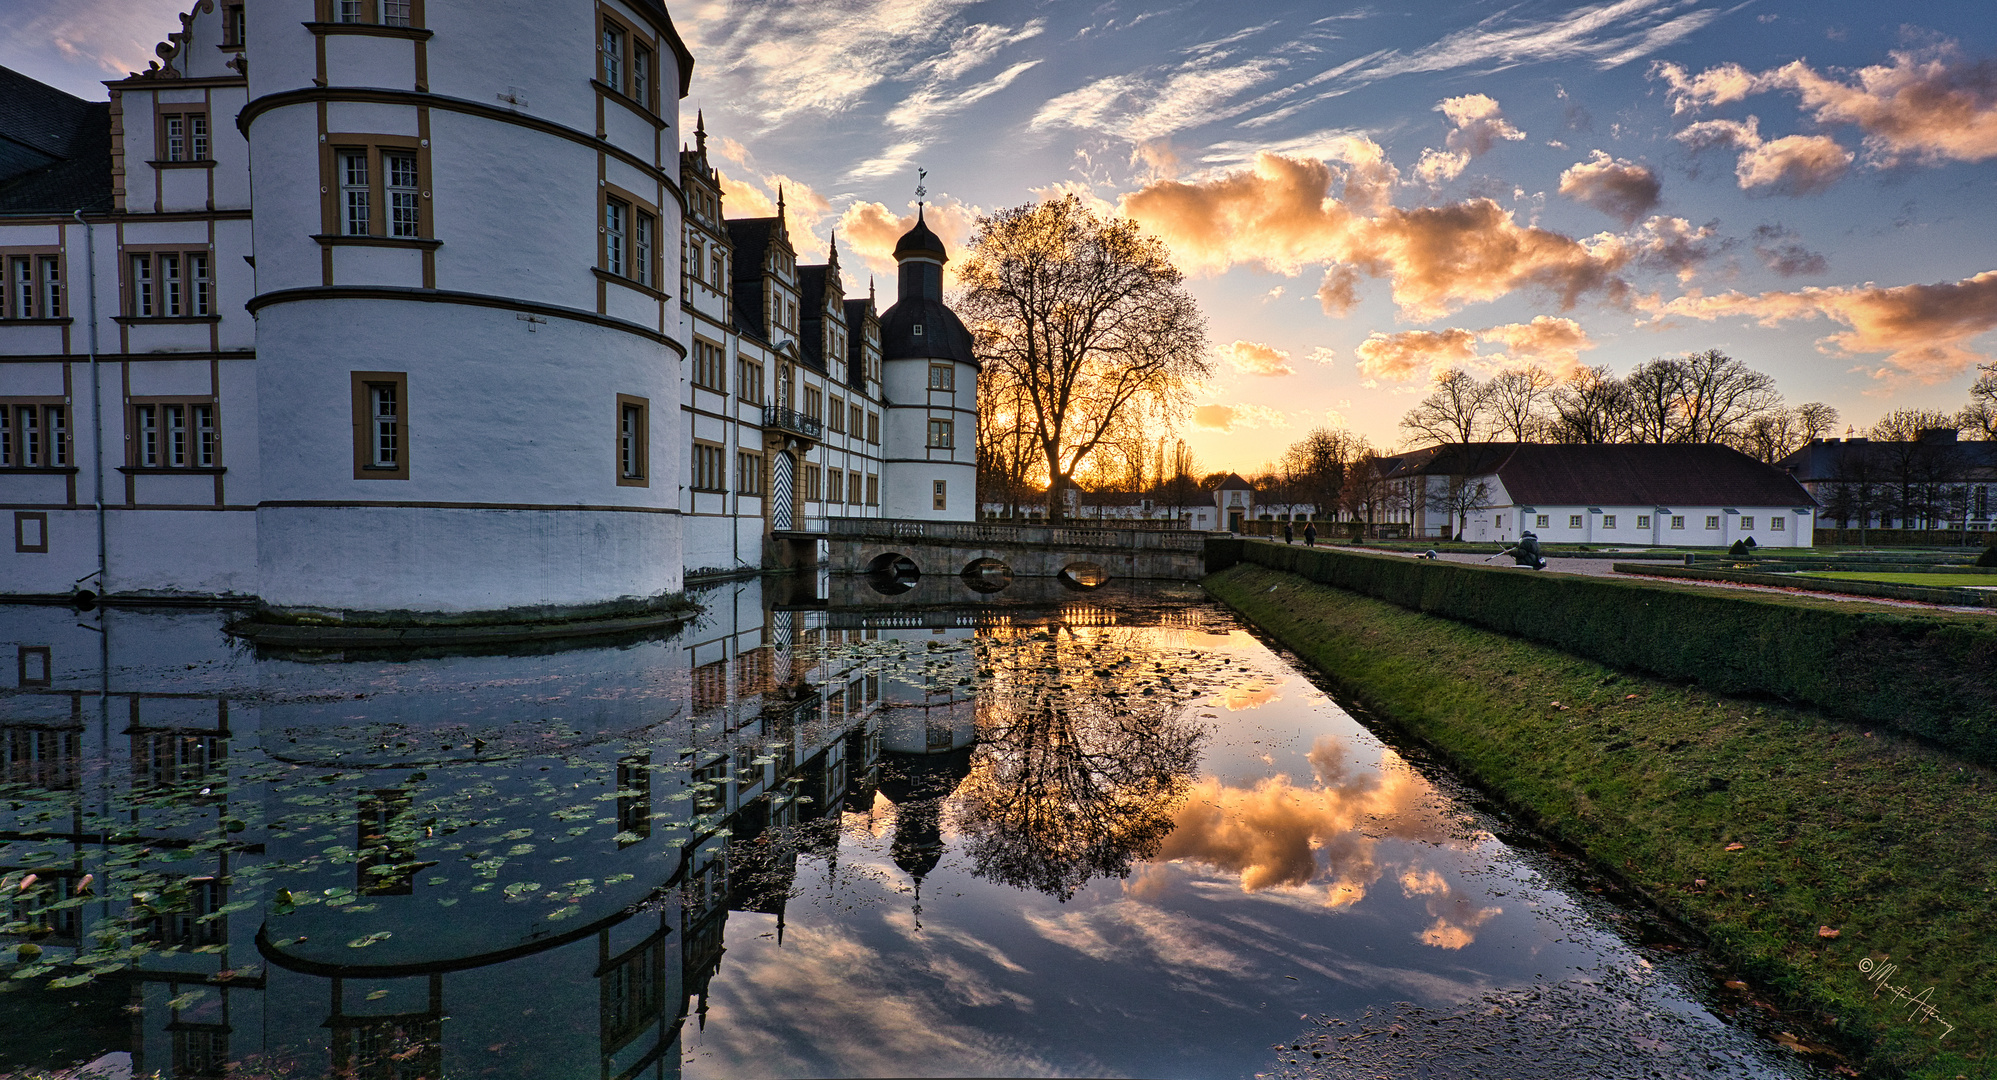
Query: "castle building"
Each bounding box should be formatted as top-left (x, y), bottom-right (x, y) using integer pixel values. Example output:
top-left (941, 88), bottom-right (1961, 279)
top-left (0, 0), bottom-right (976, 617)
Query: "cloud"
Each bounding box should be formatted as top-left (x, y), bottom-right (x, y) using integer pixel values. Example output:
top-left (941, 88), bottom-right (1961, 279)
top-left (1030, 49), bottom-right (1286, 143)
top-left (1557, 150), bottom-right (1662, 224)
top-left (1660, 46), bottom-right (1997, 166)
top-left (1647, 270), bottom-right (1997, 381)
top-left (1354, 329), bottom-right (1479, 382)
top-left (1215, 684), bottom-right (1281, 710)
top-left (1220, 340), bottom-right (1296, 377)
top-left (1353, 317), bottom-right (1597, 383)
top-left (1192, 403), bottom-right (1288, 431)
top-left (1346, 0), bottom-right (1724, 82)
top-left (1414, 94), bottom-right (1525, 185)
top-left (836, 198), bottom-right (981, 284)
top-left (1734, 134), bottom-right (1853, 195)
top-left (1752, 224), bottom-right (1829, 277)
top-left (1475, 316), bottom-right (1597, 377)
top-left (1398, 866), bottom-right (1504, 950)
top-left (885, 59), bottom-right (1041, 131)
top-left (1632, 215), bottom-right (1724, 282)
top-left (680, 0), bottom-right (998, 126)
top-left (0, 0), bottom-right (190, 92)
top-left (1674, 116), bottom-right (1852, 195)
top-left (1121, 151), bottom-right (1632, 321)
top-left (843, 140), bottom-right (928, 182)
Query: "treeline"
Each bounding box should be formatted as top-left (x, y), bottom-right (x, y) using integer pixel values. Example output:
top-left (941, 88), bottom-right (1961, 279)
top-left (1399, 350), bottom-right (1842, 463)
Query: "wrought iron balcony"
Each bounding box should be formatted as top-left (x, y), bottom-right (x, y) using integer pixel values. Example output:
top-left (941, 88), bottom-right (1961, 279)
top-left (763, 405), bottom-right (822, 439)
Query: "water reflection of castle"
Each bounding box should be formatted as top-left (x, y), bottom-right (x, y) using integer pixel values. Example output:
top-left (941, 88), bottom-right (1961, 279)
top-left (0, 575), bottom-right (977, 1079)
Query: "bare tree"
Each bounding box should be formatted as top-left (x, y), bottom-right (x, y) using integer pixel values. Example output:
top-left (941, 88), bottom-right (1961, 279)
top-left (1428, 474), bottom-right (1493, 541)
top-left (1623, 358), bottom-right (1688, 443)
top-left (1741, 410), bottom-right (1803, 464)
top-left (1794, 401), bottom-right (1841, 443)
top-left (1484, 367), bottom-right (1558, 442)
top-left (1400, 369), bottom-right (1489, 446)
top-left (1156, 439), bottom-right (1203, 524)
top-left (1548, 365), bottom-right (1631, 443)
top-left (1870, 409), bottom-right (1962, 530)
top-left (1678, 349), bottom-right (1784, 445)
top-left (976, 372), bottom-right (1043, 518)
top-left (1281, 427), bottom-right (1361, 524)
top-left (1961, 363), bottom-right (1997, 441)
top-left (960, 195), bottom-right (1211, 523)
top-left (1340, 450), bottom-right (1391, 538)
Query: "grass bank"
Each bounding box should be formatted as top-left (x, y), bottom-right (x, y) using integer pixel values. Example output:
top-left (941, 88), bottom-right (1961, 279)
top-left (1206, 562), bottom-right (1994, 1079)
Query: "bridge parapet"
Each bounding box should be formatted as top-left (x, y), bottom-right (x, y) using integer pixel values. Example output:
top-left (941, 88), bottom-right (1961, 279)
top-left (824, 516), bottom-right (1213, 553)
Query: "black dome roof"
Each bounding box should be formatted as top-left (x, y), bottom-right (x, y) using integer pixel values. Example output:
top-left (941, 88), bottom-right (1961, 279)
top-left (879, 298), bottom-right (977, 366)
top-left (893, 210), bottom-right (947, 262)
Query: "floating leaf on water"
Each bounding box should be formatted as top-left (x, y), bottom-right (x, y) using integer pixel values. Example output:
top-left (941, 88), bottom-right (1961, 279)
top-left (367, 989), bottom-right (390, 1000)
top-left (46, 973), bottom-right (95, 989)
top-left (346, 931), bottom-right (393, 948)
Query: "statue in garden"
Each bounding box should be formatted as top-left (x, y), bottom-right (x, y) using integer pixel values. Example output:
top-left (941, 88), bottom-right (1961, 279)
top-left (1491, 531), bottom-right (1547, 570)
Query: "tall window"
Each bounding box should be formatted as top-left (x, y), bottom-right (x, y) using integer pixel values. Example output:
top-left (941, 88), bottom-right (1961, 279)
top-left (827, 396), bottom-right (845, 433)
top-left (802, 463), bottom-right (821, 501)
top-left (223, 3), bottom-right (246, 46)
top-left (928, 364), bottom-right (954, 391)
top-left (849, 404), bottom-right (863, 436)
top-left (352, 372), bottom-right (408, 479)
top-left (338, 0), bottom-right (364, 19)
top-left (826, 467), bottom-right (844, 504)
top-left (933, 479), bottom-right (948, 511)
top-left (161, 112), bottom-right (209, 162)
top-left (130, 403), bottom-right (214, 468)
top-left (2, 404), bottom-right (69, 469)
top-left (866, 411), bottom-right (879, 444)
top-left (600, 21), bottom-right (625, 89)
top-left (128, 252), bottom-right (212, 317)
top-left (690, 443), bottom-right (725, 491)
top-left (633, 212), bottom-right (655, 288)
top-left (736, 451), bottom-right (763, 495)
top-left (736, 358), bottom-right (763, 404)
top-left (927, 418), bottom-right (953, 449)
top-left (866, 473), bottom-right (879, 506)
top-left (1, 254), bottom-right (61, 319)
top-left (633, 45), bottom-right (653, 107)
top-left (386, 152), bottom-right (420, 238)
top-left (803, 387), bottom-right (822, 420)
top-left (381, 0), bottom-right (412, 26)
top-left (604, 198), bottom-right (627, 276)
top-left (848, 470), bottom-right (862, 505)
top-left (692, 340), bottom-right (725, 392)
top-left (339, 151), bottom-right (371, 235)
top-left (616, 395), bottom-right (648, 485)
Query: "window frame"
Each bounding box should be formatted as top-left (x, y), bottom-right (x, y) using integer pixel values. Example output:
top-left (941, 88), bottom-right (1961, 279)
top-left (690, 339), bottom-right (726, 393)
top-left (222, 3), bottom-right (247, 46)
top-left (848, 469), bottom-right (863, 505)
top-left (2, 399), bottom-right (71, 471)
top-left (1533, 514), bottom-right (1548, 528)
top-left (600, 185), bottom-right (662, 293)
top-left (865, 473), bottom-right (879, 506)
top-left (866, 411), bottom-right (879, 444)
top-left (827, 396), bottom-right (845, 433)
top-left (1740, 516), bottom-right (1755, 531)
top-left (596, 7), bottom-right (660, 114)
top-left (126, 398), bottom-right (217, 470)
top-left (826, 466), bottom-right (844, 504)
top-left (1670, 515), bottom-right (1685, 530)
top-left (350, 371), bottom-right (409, 480)
top-left (315, 0), bottom-right (425, 27)
top-left (320, 136), bottom-right (431, 244)
top-left (927, 418), bottom-right (954, 449)
top-left (616, 394), bottom-right (649, 487)
top-left (802, 462), bottom-right (821, 502)
top-left (1636, 515), bottom-right (1651, 529)
top-left (736, 450), bottom-right (763, 496)
top-left (1, 251), bottom-right (64, 321)
top-left (123, 248), bottom-right (215, 320)
top-left (1705, 515), bottom-right (1720, 530)
top-left (1601, 514), bottom-right (1616, 530)
top-left (154, 106), bottom-right (212, 165)
top-left (1567, 514), bottom-right (1583, 529)
top-left (933, 479), bottom-right (948, 511)
top-left (928, 363), bottom-right (954, 392)
top-left (689, 441), bottom-right (726, 493)
top-left (735, 357), bottom-right (764, 404)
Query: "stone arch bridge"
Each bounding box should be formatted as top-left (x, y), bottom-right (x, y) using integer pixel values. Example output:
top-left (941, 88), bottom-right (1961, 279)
top-left (807, 517), bottom-right (1218, 588)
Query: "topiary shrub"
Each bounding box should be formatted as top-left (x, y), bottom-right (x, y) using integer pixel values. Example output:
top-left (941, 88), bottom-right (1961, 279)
top-left (1978, 544), bottom-right (1997, 568)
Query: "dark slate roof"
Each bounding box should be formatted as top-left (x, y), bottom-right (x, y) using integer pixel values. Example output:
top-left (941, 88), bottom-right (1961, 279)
top-left (0, 67), bottom-right (111, 215)
top-left (894, 211), bottom-right (947, 262)
top-left (1216, 473), bottom-right (1254, 491)
top-left (842, 298), bottom-right (873, 388)
top-left (1401, 443), bottom-right (1817, 508)
top-left (726, 217), bottom-right (776, 341)
top-left (879, 297), bottom-right (975, 366)
top-left (1776, 437), bottom-right (1997, 483)
top-left (797, 264), bottom-right (829, 373)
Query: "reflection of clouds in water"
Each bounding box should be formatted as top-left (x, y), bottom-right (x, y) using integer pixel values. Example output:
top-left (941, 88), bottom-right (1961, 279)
top-left (691, 917), bottom-right (1065, 1078)
top-left (1216, 683), bottom-right (1281, 710)
top-left (1399, 867), bottom-right (1503, 950)
top-left (1148, 736), bottom-right (1453, 906)
top-left (1022, 902), bottom-right (1250, 980)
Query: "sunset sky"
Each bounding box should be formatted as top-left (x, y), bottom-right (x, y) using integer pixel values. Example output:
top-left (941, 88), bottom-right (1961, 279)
top-left (9, 0), bottom-right (1996, 472)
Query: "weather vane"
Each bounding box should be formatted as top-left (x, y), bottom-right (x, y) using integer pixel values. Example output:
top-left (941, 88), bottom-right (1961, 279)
top-left (915, 168), bottom-right (927, 208)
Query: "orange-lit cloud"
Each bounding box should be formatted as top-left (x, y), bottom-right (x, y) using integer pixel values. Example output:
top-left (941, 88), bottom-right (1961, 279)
top-left (1556, 151), bottom-right (1661, 224)
top-left (1647, 270), bottom-right (1997, 381)
top-left (1220, 340), bottom-right (1296, 377)
top-left (1660, 46), bottom-right (1997, 166)
top-left (1633, 216), bottom-right (1725, 282)
top-left (1215, 684), bottom-right (1281, 711)
top-left (1192, 403), bottom-right (1289, 432)
top-left (1147, 736), bottom-right (1459, 910)
top-left (1398, 866), bottom-right (1504, 950)
top-left (1416, 94), bottom-right (1525, 184)
top-left (836, 198), bottom-right (981, 286)
top-left (1354, 329), bottom-right (1479, 382)
top-left (1674, 117), bottom-right (1852, 195)
top-left (1352, 317), bottom-right (1598, 383)
top-left (1121, 152), bottom-right (1633, 321)
top-left (716, 169), bottom-right (836, 252)
top-left (1476, 316), bottom-right (1596, 378)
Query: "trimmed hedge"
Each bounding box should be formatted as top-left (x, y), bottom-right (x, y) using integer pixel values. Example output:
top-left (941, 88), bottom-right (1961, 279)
top-left (1206, 537), bottom-right (1997, 764)
top-left (1623, 563), bottom-right (1997, 606)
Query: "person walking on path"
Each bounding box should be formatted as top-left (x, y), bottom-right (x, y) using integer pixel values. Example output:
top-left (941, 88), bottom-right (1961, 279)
top-left (1283, 520), bottom-right (1294, 544)
top-left (1304, 521), bottom-right (1317, 547)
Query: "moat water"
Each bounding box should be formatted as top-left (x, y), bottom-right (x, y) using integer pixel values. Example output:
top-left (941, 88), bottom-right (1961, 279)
top-left (0, 576), bottom-right (1827, 1079)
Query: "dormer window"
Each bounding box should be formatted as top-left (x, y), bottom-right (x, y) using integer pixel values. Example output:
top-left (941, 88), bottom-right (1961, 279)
top-left (911, 324), bottom-right (924, 337)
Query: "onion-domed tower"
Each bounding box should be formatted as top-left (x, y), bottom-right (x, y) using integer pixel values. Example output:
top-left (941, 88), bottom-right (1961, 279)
top-left (242, 0), bottom-right (691, 618)
top-left (878, 208), bottom-right (977, 521)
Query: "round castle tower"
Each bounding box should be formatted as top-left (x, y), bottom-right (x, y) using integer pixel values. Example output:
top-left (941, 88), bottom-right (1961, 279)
top-left (878, 211), bottom-right (977, 521)
top-left (241, 0), bottom-right (691, 617)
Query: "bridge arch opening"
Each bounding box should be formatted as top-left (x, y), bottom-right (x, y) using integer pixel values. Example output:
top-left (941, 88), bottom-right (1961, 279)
top-left (960, 557), bottom-right (1014, 593)
top-left (1058, 562), bottom-right (1110, 590)
top-left (865, 552), bottom-right (922, 595)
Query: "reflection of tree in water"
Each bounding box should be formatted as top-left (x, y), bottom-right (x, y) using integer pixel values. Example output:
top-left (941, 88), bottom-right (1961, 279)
top-left (953, 626), bottom-right (1208, 901)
